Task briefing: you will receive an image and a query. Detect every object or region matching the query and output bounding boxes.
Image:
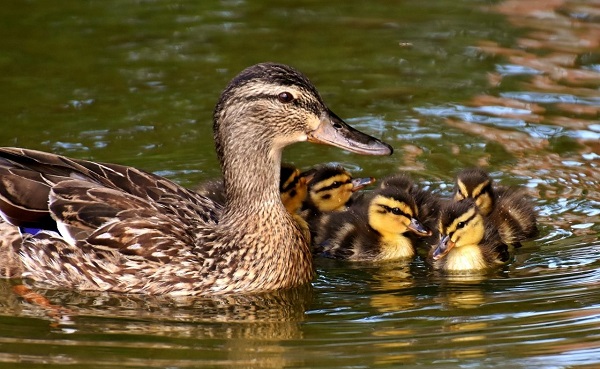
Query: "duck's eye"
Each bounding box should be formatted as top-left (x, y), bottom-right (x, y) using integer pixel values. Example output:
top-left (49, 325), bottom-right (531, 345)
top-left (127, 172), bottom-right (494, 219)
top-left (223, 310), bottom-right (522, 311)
top-left (456, 221), bottom-right (466, 229)
top-left (391, 208), bottom-right (402, 215)
top-left (277, 91), bottom-right (294, 103)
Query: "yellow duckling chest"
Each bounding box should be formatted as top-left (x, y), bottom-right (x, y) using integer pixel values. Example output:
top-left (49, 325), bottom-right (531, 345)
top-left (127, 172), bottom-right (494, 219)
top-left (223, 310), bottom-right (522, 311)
top-left (376, 234), bottom-right (415, 261)
top-left (444, 244), bottom-right (487, 271)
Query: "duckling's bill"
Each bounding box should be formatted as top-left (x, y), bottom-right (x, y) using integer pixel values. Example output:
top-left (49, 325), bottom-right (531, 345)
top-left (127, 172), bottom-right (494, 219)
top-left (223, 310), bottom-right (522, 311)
top-left (351, 177), bottom-right (376, 191)
top-left (432, 235), bottom-right (454, 260)
top-left (409, 218), bottom-right (431, 237)
top-left (308, 110), bottom-right (393, 156)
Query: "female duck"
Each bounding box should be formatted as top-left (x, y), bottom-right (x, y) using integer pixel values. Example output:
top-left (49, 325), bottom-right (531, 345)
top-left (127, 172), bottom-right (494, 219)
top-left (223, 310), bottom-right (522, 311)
top-left (314, 187), bottom-right (431, 261)
top-left (430, 199), bottom-right (509, 271)
top-left (0, 62), bottom-right (392, 296)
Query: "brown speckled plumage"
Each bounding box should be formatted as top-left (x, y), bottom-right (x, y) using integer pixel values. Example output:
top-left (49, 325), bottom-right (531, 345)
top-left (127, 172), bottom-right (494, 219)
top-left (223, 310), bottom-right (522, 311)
top-left (0, 63), bottom-right (392, 296)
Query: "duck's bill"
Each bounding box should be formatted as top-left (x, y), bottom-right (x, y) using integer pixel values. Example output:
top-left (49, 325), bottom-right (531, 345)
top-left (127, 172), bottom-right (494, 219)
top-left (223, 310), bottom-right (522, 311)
top-left (307, 110), bottom-right (393, 156)
top-left (408, 217), bottom-right (432, 237)
top-left (351, 177), bottom-right (376, 192)
top-left (432, 235), bottom-right (454, 260)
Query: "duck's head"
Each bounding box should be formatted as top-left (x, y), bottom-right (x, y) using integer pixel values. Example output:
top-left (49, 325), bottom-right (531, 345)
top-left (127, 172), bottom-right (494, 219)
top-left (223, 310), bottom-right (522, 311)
top-left (279, 163), bottom-right (309, 215)
top-left (213, 63), bottom-right (393, 164)
top-left (453, 168), bottom-right (495, 216)
top-left (304, 165), bottom-right (375, 212)
top-left (367, 188), bottom-right (431, 238)
top-left (432, 199), bottom-right (485, 260)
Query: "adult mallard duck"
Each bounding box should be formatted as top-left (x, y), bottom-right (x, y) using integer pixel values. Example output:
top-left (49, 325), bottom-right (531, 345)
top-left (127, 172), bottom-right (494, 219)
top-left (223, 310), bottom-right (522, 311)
top-left (0, 62), bottom-right (392, 296)
top-left (314, 186), bottom-right (431, 262)
top-left (430, 199), bottom-right (510, 271)
top-left (452, 168), bottom-right (538, 247)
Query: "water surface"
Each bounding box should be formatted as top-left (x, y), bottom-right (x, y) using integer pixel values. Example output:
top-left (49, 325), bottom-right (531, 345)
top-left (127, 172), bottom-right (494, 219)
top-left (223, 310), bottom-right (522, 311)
top-left (0, 0), bottom-right (599, 368)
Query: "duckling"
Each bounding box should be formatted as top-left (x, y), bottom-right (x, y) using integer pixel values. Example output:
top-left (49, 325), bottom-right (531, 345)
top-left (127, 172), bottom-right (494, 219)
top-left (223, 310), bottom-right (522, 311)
top-left (452, 168), bottom-right (538, 247)
top-left (279, 164), bottom-right (311, 219)
top-left (378, 173), bottom-right (442, 244)
top-left (0, 62), bottom-right (392, 296)
top-left (314, 187), bottom-right (431, 262)
top-left (300, 165), bottom-right (375, 245)
top-left (430, 199), bottom-right (510, 271)
top-left (302, 165), bottom-right (375, 214)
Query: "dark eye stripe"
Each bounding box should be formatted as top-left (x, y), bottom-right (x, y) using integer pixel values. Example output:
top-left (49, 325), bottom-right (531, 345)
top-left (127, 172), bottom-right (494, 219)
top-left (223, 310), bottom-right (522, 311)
top-left (378, 204), bottom-right (410, 218)
top-left (315, 180), bottom-right (351, 193)
top-left (452, 212), bottom-right (477, 234)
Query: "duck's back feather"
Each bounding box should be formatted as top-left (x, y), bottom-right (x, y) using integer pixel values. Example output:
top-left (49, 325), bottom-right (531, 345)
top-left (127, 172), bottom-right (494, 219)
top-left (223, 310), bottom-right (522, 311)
top-left (0, 148), bottom-right (229, 292)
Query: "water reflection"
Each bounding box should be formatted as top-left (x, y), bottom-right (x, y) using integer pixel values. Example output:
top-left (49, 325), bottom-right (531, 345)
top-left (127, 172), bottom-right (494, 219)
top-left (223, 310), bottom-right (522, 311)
top-left (0, 281), bottom-right (312, 367)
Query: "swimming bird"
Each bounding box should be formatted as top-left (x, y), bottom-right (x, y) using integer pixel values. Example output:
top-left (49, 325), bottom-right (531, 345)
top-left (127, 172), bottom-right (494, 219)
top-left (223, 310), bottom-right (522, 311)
top-left (299, 164), bottom-right (375, 246)
top-left (430, 199), bottom-right (510, 271)
top-left (378, 173), bottom-right (442, 244)
top-left (452, 168), bottom-right (538, 247)
top-left (0, 62), bottom-right (392, 296)
top-left (313, 187), bottom-right (431, 262)
top-left (301, 164), bottom-right (374, 214)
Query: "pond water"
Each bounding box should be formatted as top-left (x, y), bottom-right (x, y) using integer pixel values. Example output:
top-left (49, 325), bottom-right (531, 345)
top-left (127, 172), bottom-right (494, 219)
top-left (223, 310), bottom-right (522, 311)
top-left (1, 0), bottom-right (599, 368)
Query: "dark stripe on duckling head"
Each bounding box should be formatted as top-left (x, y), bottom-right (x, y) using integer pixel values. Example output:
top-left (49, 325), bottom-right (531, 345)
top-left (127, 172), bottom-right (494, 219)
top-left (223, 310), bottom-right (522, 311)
top-left (454, 168), bottom-right (494, 198)
top-left (280, 164), bottom-right (301, 193)
top-left (439, 199), bottom-right (478, 237)
top-left (307, 166), bottom-right (350, 187)
top-left (371, 187), bottom-right (417, 217)
top-left (373, 187), bottom-right (418, 216)
top-left (313, 176), bottom-right (352, 193)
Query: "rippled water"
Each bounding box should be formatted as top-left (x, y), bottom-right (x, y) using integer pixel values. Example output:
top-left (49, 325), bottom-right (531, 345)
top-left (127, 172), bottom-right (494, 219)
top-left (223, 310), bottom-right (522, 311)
top-left (0, 0), bottom-right (599, 368)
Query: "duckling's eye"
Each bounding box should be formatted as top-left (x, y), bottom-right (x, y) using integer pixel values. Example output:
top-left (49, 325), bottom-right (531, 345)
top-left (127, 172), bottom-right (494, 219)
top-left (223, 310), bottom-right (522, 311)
top-left (277, 92), bottom-right (294, 103)
top-left (391, 208), bottom-right (402, 215)
top-left (456, 221), bottom-right (466, 229)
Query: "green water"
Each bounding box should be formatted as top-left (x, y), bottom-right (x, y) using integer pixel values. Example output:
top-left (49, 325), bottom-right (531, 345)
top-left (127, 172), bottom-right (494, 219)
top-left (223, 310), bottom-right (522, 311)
top-left (1, 0), bottom-right (599, 368)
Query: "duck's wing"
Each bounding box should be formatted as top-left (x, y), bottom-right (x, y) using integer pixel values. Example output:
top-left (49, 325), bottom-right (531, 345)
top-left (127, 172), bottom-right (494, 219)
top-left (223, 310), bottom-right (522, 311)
top-left (0, 147), bottom-right (221, 233)
top-left (0, 148), bottom-right (223, 291)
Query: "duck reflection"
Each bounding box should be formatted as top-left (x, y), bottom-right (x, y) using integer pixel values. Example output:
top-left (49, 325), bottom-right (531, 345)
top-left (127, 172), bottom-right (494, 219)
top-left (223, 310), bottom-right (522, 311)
top-left (367, 262), bottom-right (416, 312)
top-left (0, 280), bottom-right (312, 368)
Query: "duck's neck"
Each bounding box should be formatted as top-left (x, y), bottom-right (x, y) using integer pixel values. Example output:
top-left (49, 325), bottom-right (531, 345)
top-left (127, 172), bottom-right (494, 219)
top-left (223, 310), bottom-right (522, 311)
top-left (215, 113), bottom-right (287, 221)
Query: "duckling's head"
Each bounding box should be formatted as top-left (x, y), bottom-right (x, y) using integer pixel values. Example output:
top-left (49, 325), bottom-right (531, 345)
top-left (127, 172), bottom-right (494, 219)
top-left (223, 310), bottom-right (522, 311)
top-left (305, 165), bottom-right (375, 212)
top-left (367, 188), bottom-right (431, 239)
top-left (378, 173), bottom-right (415, 192)
top-left (279, 164), bottom-right (309, 215)
top-left (453, 168), bottom-right (495, 216)
top-left (432, 199), bottom-right (485, 261)
top-left (213, 63), bottom-right (393, 165)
